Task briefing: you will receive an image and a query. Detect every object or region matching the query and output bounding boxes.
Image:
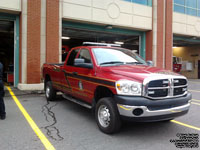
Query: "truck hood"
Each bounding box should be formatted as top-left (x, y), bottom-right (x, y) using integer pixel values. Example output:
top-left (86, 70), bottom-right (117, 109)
top-left (100, 65), bottom-right (180, 82)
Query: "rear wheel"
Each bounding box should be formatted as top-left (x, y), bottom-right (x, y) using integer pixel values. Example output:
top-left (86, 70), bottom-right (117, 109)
top-left (95, 97), bottom-right (121, 134)
top-left (45, 81), bottom-right (56, 101)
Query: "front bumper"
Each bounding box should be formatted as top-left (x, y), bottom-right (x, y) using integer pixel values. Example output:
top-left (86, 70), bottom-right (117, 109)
top-left (114, 93), bottom-right (192, 122)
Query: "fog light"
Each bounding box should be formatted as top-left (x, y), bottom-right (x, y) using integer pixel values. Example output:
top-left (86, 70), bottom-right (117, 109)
top-left (132, 108), bottom-right (143, 116)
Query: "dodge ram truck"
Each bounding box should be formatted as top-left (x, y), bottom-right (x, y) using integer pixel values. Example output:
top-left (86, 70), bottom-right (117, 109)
top-left (42, 42), bottom-right (191, 134)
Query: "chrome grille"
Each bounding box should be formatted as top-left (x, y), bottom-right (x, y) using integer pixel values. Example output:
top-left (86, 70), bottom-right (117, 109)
top-left (173, 78), bottom-right (187, 86)
top-left (148, 79), bottom-right (169, 87)
top-left (144, 77), bottom-right (187, 99)
top-left (173, 78), bottom-right (187, 96)
top-left (148, 89), bottom-right (168, 97)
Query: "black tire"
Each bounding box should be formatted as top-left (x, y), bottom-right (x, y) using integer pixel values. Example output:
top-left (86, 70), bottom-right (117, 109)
top-left (95, 97), bottom-right (121, 134)
top-left (45, 81), bottom-right (56, 101)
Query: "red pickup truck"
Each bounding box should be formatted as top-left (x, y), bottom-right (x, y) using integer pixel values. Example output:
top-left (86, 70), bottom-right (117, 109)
top-left (42, 42), bottom-right (191, 134)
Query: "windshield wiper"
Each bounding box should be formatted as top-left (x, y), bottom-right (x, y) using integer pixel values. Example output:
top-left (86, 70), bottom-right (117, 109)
top-left (125, 62), bottom-right (144, 65)
top-left (100, 61), bottom-right (124, 66)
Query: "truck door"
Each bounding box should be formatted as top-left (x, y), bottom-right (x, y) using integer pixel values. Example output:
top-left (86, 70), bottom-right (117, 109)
top-left (74, 48), bottom-right (94, 103)
top-left (63, 48), bottom-right (94, 103)
top-left (62, 48), bottom-right (80, 95)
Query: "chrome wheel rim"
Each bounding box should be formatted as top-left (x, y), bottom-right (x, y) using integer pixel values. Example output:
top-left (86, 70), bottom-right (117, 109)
top-left (46, 86), bottom-right (50, 98)
top-left (98, 105), bottom-right (111, 128)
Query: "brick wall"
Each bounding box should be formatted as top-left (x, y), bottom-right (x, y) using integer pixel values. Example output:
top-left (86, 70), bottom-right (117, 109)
top-left (147, 0), bottom-right (173, 70)
top-left (27, 0), bottom-right (41, 83)
top-left (165, 0), bottom-right (173, 70)
top-left (156, 0), bottom-right (164, 69)
top-left (146, 31), bottom-right (153, 61)
top-left (46, 0), bottom-right (59, 63)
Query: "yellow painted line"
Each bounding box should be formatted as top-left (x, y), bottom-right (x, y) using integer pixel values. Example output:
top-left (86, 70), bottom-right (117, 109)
top-left (6, 86), bottom-right (55, 150)
top-left (192, 99), bottom-right (200, 102)
top-left (189, 90), bottom-right (200, 92)
top-left (171, 120), bottom-right (200, 131)
top-left (191, 102), bottom-right (200, 106)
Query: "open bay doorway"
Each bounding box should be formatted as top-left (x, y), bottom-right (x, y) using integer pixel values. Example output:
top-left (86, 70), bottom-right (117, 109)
top-left (0, 20), bottom-right (14, 85)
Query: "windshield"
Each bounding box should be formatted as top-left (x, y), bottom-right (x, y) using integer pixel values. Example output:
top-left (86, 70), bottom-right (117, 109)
top-left (92, 48), bottom-right (147, 66)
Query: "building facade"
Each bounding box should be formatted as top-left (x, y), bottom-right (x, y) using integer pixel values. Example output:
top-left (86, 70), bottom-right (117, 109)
top-left (0, 0), bottom-right (200, 90)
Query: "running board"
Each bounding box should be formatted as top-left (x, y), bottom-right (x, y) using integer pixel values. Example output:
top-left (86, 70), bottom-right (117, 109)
top-left (62, 94), bottom-right (92, 109)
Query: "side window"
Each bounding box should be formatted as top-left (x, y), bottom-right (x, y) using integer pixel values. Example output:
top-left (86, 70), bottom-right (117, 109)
top-left (78, 49), bottom-right (92, 63)
top-left (67, 49), bottom-right (79, 66)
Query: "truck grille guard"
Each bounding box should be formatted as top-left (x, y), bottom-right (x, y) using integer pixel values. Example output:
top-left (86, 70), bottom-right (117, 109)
top-left (142, 76), bottom-right (188, 100)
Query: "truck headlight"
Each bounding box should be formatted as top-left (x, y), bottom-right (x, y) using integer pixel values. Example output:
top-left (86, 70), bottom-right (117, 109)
top-left (116, 80), bottom-right (142, 96)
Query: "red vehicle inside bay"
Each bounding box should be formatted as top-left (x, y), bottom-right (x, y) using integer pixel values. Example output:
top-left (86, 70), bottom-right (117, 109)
top-left (42, 42), bottom-right (191, 134)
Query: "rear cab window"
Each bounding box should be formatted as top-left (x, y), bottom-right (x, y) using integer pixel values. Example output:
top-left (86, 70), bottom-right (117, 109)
top-left (67, 49), bottom-right (79, 66)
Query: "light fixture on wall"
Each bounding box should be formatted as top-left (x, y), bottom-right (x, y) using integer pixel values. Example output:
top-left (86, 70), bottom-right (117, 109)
top-left (192, 36), bottom-right (197, 40)
top-left (114, 41), bottom-right (124, 45)
top-left (62, 36), bottom-right (70, 40)
top-left (105, 25), bottom-right (112, 29)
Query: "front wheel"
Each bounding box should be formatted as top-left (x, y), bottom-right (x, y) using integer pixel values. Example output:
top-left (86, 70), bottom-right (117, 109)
top-left (95, 97), bottom-right (121, 134)
top-left (45, 81), bottom-right (56, 101)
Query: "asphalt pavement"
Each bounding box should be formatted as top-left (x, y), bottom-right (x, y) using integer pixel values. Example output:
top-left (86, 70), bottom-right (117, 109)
top-left (0, 80), bottom-right (199, 150)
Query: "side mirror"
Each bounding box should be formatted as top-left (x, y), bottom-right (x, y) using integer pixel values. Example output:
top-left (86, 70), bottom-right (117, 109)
top-left (74, 58), bottom-right (84, 64)
top-left (146, 60), bottom-right (154, 66)
top-left (74, 58), bottom-right (93, 69)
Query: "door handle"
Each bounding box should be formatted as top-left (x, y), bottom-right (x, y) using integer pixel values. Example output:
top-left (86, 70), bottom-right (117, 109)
top-left (72, 72), bottom-right (78, 75)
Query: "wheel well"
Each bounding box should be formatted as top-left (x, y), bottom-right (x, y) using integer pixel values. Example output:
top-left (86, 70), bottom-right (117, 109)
top-left (94, 86), bottom-right (113, 103)
top-left (44, 74), bottom-right (51, 89)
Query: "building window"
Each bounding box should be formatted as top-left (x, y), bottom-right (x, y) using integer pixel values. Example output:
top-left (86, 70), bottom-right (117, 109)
top-left (174, 4), bottom-right (185, 13)
top-left (186, 0), bottom-right (197, 8)
top-left (186, 8), bottom-right (197, 16)
top-left (174, 0), bottom-right (185, 5)
top-left (123, 0), bottom-right (152, 7)
top-left (174, 0), bottom-right (200, 17)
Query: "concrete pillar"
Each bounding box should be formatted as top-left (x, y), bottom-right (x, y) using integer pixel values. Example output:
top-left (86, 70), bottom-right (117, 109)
top-left (41, 0), bottom-right (46, 69)
top-left (21, 0), bottom-right (28, 84)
